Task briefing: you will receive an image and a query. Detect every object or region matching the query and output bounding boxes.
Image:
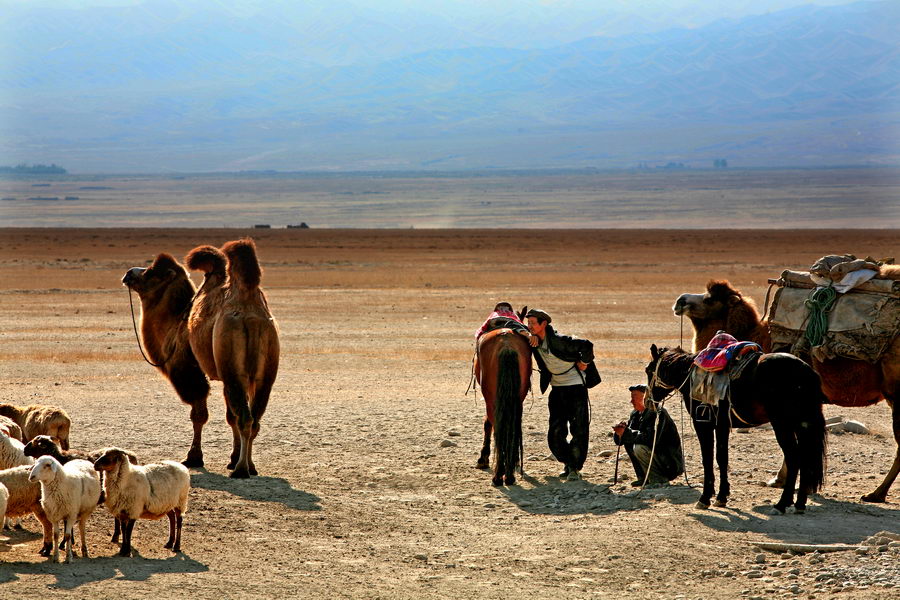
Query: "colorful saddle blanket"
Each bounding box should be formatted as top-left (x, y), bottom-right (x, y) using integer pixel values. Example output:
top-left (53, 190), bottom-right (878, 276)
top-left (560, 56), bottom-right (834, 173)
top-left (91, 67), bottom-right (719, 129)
top-left (693, 331), bottom-right (762, 372)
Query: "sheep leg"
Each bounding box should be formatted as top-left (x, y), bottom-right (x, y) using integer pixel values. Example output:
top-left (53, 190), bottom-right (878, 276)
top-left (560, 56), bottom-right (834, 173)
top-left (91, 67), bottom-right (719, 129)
top-left (34, 507), bottom-right (53, 556)
top-left (64, 518), bottom-right (74, 563)
top-left (111, 517), bottom-right (121, 543)
top-left (79, 515), bottom-right (89, 559)
top-left (118, 517), bottom-right (135, 557)
top-left (164, 510), bottom-right (176, 549)
top-left (50, 521), bottom-right (60, 562)
top-left (173, 507), bottom-right (183, 552)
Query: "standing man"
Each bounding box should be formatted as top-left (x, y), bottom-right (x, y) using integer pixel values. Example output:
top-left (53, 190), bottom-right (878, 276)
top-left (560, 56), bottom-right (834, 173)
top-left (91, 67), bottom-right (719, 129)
top-left (524, 308), bottom-right (600, 481)
top-left (612, 384), bottom-right (683, 486)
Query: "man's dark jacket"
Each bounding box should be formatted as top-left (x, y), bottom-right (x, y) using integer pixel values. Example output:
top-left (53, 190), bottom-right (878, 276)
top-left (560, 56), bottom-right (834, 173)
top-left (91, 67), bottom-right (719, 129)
top-left (531, 325), bottom-right (601, 393)
top-left (614, 406), bottom-right (684, 478)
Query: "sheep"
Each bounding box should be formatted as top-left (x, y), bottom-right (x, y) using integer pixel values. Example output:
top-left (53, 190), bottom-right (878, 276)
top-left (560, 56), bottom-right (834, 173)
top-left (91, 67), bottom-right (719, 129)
top-left (93, 448), bottom-right (190, 557)
top-left (0, 431), bottom-right (33, 470)
top-left (0, 483), bottom-right (8, 531)
top-left (0, 415), bottom-right (23, 442)
top-left (23, 435), bottom-right (140, 542)
top-left (0, 403), bottom-right (71, 450)
top-left (28, 456), bottom-right (101, 563)
top-left (0, 466), bottom-right (54, 555)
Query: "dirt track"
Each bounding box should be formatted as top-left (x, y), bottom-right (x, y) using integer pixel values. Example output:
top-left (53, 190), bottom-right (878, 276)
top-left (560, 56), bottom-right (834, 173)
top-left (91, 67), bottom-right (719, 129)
top-left (0, 228), bottom-right (898, 599)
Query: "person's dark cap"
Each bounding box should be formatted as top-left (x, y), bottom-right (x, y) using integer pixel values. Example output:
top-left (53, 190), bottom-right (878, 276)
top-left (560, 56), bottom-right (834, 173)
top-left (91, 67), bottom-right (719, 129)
top-left (628, 384), bottom-right (647, 392)
top-left (524, 308), bottom-right (551, 324)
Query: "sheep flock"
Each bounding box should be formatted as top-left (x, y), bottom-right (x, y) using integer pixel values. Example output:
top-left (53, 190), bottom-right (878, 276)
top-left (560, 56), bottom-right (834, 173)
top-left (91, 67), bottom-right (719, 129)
top-left (0, 402), bottom-right (190, 562)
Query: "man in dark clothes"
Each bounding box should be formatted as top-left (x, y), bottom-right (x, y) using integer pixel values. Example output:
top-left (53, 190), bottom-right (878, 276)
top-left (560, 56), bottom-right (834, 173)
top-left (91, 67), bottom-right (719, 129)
top-left (524, 308), bottom-right (600, 481)
top-left (613, 384), bottom-right (683, 486)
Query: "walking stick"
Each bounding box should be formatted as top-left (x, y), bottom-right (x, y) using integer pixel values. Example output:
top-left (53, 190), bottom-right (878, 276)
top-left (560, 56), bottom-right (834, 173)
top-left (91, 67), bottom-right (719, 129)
top-left (613, 444), bottom-right (622, 483)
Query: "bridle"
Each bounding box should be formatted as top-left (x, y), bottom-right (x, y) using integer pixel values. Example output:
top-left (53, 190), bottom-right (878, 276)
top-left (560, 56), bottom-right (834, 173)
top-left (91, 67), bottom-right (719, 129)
top-left (127, 286), bottom-right (164, 368)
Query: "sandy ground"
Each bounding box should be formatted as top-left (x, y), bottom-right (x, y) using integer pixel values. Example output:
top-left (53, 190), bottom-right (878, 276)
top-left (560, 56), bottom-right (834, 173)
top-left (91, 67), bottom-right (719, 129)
top-left (0, 228), bottom-right (898, 599)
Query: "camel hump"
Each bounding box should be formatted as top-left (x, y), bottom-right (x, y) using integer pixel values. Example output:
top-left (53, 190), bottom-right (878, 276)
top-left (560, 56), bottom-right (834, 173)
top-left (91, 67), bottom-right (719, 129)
top-left (185, 245), bottom-right (226, 275)
top-left (221, 238), bottom-right (262, 291)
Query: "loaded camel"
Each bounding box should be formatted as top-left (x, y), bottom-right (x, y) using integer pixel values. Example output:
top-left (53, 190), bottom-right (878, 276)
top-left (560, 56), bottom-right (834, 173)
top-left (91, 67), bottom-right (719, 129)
top-left (673, 279), bottom-right (900, 502)
top-left (123, 238), bottom-right (279, 478)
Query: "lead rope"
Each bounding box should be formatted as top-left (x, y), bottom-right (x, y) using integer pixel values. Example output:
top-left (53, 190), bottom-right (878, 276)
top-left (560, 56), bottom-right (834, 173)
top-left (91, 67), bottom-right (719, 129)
top-left (128, 287), bottom-right (162, 368)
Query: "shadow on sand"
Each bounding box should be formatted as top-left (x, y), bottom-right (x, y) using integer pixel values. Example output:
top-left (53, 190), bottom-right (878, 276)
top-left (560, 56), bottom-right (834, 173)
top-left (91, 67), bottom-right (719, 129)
top-left (0, 549), bottom-right (208, 588)
top-left (688, 494), bottom-right (900, 544)
top-left (189, 469), bottom-right (322, 512)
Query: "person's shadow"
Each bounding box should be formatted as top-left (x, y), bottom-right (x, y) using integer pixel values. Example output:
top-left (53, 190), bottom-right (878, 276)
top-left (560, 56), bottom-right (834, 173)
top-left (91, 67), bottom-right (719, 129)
top-left (189, 470), bottom-right (321, 511)
top-left (495, 472), bottom-right (657, 515)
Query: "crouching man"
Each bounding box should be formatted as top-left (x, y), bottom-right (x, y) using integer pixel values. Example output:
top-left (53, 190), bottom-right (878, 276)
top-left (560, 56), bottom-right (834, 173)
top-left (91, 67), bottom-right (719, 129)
top-left (613, 384), bottom-right (683, 486)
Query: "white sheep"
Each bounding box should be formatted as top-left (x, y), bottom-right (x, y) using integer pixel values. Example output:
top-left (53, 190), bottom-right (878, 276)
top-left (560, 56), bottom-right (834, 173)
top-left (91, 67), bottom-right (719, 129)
top-left (0, 432), bottom-right (34, 530)
top-left (0, 466), bottom-right (54, 555)
top-left (93, 448), bottom-right (189, 557)
top-left (0, 431), bottom-right (33, 470)
top-left (28, 456), bottom-right (101, 563)
top-left (0, 483), bottom-right (8, 531)
top-left (0, 415), bottom-right (23, 442)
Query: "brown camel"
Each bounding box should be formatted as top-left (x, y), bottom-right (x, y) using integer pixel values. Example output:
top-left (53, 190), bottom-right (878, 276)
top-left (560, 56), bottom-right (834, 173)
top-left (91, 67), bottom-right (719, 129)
top-left (673, 279), bottom-right (900, 502)
top-left (123, 238), bottom-right (279, 478)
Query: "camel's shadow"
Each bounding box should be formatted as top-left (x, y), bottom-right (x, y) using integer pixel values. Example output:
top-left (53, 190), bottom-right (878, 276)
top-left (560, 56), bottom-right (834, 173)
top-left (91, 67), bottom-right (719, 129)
top-left (189, 470), bottom-right (322, 511)
top-left (0, 551), bottom-right (207, 588)
top-left (494, 472), bottom-right (662, 515)
top-left (689, 495), bottom-right (900, 544)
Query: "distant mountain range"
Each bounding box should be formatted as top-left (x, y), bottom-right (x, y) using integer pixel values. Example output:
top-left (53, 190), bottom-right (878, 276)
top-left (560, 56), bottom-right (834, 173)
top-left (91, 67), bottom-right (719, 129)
top-left (0, 0), bottom-right (897, 172)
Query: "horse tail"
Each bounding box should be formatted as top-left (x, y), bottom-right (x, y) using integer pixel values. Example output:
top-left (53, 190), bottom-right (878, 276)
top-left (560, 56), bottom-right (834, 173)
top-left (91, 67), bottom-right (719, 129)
top-left (222, 238), bottom-right (262, 293)
top-left (494, 346), bottom-right (523, 480)
top-left (798, 371), bottom-right (828, 493)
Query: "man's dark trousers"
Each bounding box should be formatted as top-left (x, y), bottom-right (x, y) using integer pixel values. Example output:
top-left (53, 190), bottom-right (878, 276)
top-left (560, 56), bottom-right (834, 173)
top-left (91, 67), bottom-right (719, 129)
top-left (547, 384), bottom-right (589, 471)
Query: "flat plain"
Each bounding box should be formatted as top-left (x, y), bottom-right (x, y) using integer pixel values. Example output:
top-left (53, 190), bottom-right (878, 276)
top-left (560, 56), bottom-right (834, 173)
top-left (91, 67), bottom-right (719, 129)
top-left (0, 227), bottom-right (898, 598)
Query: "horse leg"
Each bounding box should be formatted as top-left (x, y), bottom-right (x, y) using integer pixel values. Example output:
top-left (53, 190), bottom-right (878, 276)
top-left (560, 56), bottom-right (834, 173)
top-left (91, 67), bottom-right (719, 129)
top-left (771, 423), bottom-right (800, 514)
top-left (713, 418), bottom-right (731, 507)
top-left (862, 395), bottom-right (899, 503)
top-left (170, 364), bottom-right (210, 468)
top-left (477, 417), bottom-right (492, 470)
top-left (695, 421), bottom-right (716, 508)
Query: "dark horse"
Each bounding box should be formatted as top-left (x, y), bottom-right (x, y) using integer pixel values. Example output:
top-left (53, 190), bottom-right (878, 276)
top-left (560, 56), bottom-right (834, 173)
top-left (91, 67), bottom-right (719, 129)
top-left (475, 328), bottom-right (532, 486)
top-left (645, 344), bottom-right (827, 513)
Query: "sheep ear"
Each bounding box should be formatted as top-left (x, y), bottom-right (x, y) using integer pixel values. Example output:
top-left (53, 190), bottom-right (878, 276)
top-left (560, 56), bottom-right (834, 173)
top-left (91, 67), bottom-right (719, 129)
top-left (650, 344), bottom-right (660, 360)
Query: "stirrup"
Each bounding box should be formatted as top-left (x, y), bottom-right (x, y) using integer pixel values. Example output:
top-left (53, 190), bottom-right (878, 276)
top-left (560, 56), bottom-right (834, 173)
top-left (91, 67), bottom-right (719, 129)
top-left (693, 403), bottom-right (714, 423)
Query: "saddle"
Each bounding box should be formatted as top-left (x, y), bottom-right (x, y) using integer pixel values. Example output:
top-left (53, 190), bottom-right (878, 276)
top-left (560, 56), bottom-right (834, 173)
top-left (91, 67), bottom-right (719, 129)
top-left (693, 331), bottom-right (761, 372)
top-left (482, 317), bottom-right (528, 336)
top-left (690, 331), bottom-right (763, 413)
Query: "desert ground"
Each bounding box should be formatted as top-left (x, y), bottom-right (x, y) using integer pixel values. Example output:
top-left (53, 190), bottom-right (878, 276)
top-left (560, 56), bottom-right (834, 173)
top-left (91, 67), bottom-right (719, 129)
top-left (0, 227), bottom-right (898, 599)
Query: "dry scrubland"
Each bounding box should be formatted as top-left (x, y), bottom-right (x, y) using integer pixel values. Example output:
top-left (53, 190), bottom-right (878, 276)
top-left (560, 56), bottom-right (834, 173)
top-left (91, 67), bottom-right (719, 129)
top-left (0, 228), bottom-right (898, 599)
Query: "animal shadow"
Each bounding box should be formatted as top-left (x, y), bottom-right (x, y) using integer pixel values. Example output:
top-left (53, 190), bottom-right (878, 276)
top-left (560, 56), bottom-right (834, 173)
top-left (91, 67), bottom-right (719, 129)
top-left (689, 495), bottom-right (900, 544)
top-left (190, 470), bottom-right (322, 511)
top-left (0, 552), bottom-right (208, 588)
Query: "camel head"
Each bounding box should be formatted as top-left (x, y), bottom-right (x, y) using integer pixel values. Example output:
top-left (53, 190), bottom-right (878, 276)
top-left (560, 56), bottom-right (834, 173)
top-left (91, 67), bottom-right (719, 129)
top-left (672, 279), bottom-right (744, 322)
top-left (122, 253), bottom-right (194, 302)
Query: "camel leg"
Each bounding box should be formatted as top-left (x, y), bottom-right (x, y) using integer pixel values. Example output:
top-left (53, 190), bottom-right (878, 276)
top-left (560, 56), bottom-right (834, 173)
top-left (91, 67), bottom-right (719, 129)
top-left (225, 406), bottom-right (241, 471)
top-left (170, 364), bottom-right (210, 468)
top-left (224, 379), bottom-right (254, 479)
top-left (863, 397), bottom-right (899, 502)
top-left (477, 417), bottom-right (492, 470)
top-left (246, 376), bottom-right (275, 477)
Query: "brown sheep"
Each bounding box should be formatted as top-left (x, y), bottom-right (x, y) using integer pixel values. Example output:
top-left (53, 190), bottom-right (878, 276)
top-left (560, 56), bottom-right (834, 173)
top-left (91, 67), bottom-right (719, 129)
top-left (0, 415), bottom-right (23, 442)
top-left (0, 404), bottom-right (71, 450)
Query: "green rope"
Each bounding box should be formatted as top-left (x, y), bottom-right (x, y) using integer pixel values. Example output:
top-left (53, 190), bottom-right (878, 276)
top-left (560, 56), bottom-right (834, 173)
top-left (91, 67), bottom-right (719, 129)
top-left (804, 286), bottom-right (838, 347)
